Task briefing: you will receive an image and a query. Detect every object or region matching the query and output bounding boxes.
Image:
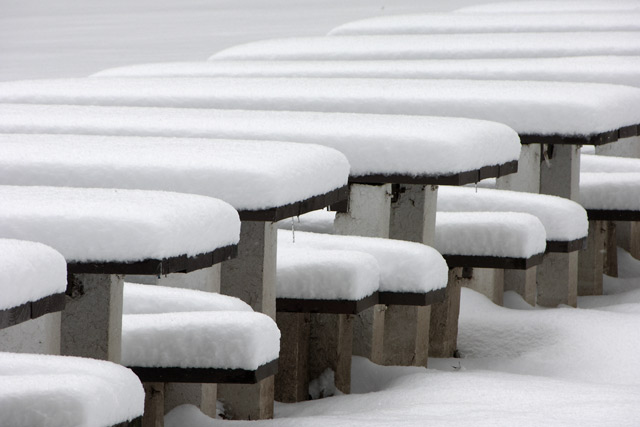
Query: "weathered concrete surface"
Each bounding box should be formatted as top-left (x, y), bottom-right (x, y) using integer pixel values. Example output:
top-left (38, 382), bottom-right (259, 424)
top-left (429, 269), bottom-right (463, 358)
top-left (604, 221), bottom-right (618, 278)
top-left (539, 144), bottom-right (580, 201)
top-left (537, 252), bottom-right (578, 307)
top-left (275, 312), bottom-right (310, 403)
top-left (165, 383), bottom-right (217, 418)
top-left (578, 220), bottom-right (606, 296)
top-left (504, 267), bottom-right (537, 306)
top-left (142, 382), bottom-right (164, 427)
top-left (383, 305), bottom-right (430, 367)
top-left (496, 144), bottom-right (541, 194)
top-left (462, 268), bottom-right (504, 306)
top-left (0, 312), bottom-right (61, 355)
top-left (218, 377), bottom-right (274, 420)
top-left (352, 305), bottom-right (385, 364)
top-left (62, 273), bottom-right (123, 362)
top-left (308, 313), bottom-right (352, 394)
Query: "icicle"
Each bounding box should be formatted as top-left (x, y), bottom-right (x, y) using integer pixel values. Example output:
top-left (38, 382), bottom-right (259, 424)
top-left (291, 216), bottom-right (296, 243)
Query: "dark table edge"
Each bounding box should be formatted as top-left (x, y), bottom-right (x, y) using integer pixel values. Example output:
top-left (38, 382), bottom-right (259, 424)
top-left (546, 238), bottom-right (587, 253)
top-left (587, 209), bottom-right (640, 222)
top-left (443, 252), bottom-right (545, 270)
top-left (276, 292), bottom-right (378, 314)
top-left (520, 125), bottom-right (639, 146)
top-left (0, 293), bottom-right (65, 330)
top-left (378, 287), bottom-right (447, 306)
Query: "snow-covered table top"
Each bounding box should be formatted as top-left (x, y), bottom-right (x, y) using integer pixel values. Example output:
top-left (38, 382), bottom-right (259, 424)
top-left (329, 12), bottom-right (640, 36)
top-left (0, 352), bottom-right (144, 427)
top-left (211, 32), bottom-right (640, 61)
top-left (581, 154), bottom-right (640, 173)
top-left (122, 311), bottom-right (280, 371)
top-left (277, 246), bottom-right (379, 302)
top-left (437, 186), bottom-right (589, 248)
top-left (0, 239), bottom-right (66, 312)
top-left (94, 56), bottom-right (640, 89)
top-left (435, 212), bottom-right (546, 267)
top-left (0, 134), bottom-right (349, 214)
top-left (4, 77), bottom-right (635, 140)
top-left (0, 185), bottom-right (240, 269)
top-left (0, 105), bottom-right (520, 182)
top-left (123, 282), bottom-right (252, 315)
top-left (580, 173), bottom-right (640, 220)
top-left (456, 1), bottom-right (640, 14)
top-left (278, 229), bottom-right (448, 296)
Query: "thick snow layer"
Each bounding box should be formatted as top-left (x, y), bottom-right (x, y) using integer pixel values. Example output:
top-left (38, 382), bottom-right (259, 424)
top-left (0, 134), bottom-right (349, 211)
top-left (435, 211), bottom-right (546, 258)
top-left (212, 32), bottom-right (640, 61)
top-left (123, 283), bottom-right (251, 315)
top-left (456, 1), bottom-right (640, 13)
top-left (329, 12), bottom-right (640, 35)
top-left (93, 56), bottom-right (640, 89)
top-left (437, 186), bottom-right (588, 242)
top-left (0, 352), bottom-right (143, 427)
top-left (0, 185), bottom-right (240, 263)
top-left (277, 247), bottom-right (379, 300)
top-left (579, 173), bottom-right (640, 211)
top-left (278, 229), bottom-right (448, 294)
top-left (121, 311), bottom-right (280, 370)
top-left (0, 105), bottom-right (520, 178)
top-left (4, 78), bottom-right (637, 137)
top-left (0, 239), bottom-right (66, 310)
top-left (581, 153), bottom-right (640, 173)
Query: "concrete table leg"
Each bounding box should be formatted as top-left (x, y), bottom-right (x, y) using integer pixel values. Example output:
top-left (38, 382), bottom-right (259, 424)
top-left (308, 313), bottom-right (353, 395)
top-left (0, 312), bottom-right (61, 355)
top-left (62, 273), bottom-right (123, 362)
top-left (504, 267), bottom-right (537, 306)
top-left (275, 312), bottom-right (310, 403)
top-left (462, 268), bottom-right (504, 306)
top-left (616, 221), bottom-right (640, 260)
top-left (219, 221), bottom-right (277, 419)
top-left (164, 384), bottom-right (217, 418)
top-left (334, 184), bottom-right (391, 364)
top-left (429, 268), bottom-right (463, 358)
top-left (385, 184), bottom-right (437, 367)
top-left (578, 220), bottom-right (606, 296)
top-left (604, 222), bottom-right (618, 277)
top-left (496, 144), bottom-right (541, 194)
top-left (142, 382), bottom-right (165, 427)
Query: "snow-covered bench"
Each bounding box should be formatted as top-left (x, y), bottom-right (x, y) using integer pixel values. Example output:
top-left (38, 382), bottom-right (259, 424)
top-left (455, 1), bottom-right (640, 13)
top-left (0, 108), bottom-right (519, 370)
top-left (0, 185), bottom-right (239, 368)
top-left (328, 12), bottom-right (640, 35)
top-left (0, 352), bottom-right (144, 427)
top-left (122, 283), bottom-right (279, 424)
top-left (0, 133), bottom-right (347, 420)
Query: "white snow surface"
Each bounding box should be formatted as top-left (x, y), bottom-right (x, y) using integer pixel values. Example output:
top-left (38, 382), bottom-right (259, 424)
top-left (0, 185), bottom-right (240, 263)
top-left (278, 229), bottom-right (448, 294)
top-left (581, 153), bottom-right (640, 173)
top-left (437, 186), bottom-right (588, 242)
top-left (456, 1), bottom-right (640, 13)
top-left (579, 173), bottom-right (640, 211)
top-left (123, 282), bottom-right (251, 315)
top-left (279, 210), bottom-right (337, 235)
top-left (94, 56), bottom-right (640, 89)
top-left (212, 32), bottom-right (640, 61)
top-left (0, 239), bottom-right (66, 310)
top-left (0, 352), bottom-right (144, 427)
top-left (329, 12), bottom-right (640, 35)
top-left (0, 134), bottom-right (349, 211)
top-left (277, 247), bottom-right (379, 300)
top-left (5, 77), bottom-right (636, 137)
top-left (435, 211), bottom-right (546, 258)
top-left (121, 311), bottom-right (280, 370)
top-left (0, 104), bottom-right (520, 177)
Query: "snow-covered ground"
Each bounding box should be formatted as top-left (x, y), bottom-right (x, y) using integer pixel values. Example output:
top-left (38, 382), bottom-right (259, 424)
top-left (3, 0), bottom-right (640, 425)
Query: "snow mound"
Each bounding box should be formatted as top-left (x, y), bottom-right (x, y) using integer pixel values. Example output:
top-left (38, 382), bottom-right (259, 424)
top-left (437, 186), bottom-right (588, 242)
top-left (123, 282), bottom-right (251, 315)
top-left (122, 311), bottom-right (280, 370)
top-left (0, 352), bottom-right (143, 427)
top-left (0, 239), bottom-right (66, 310)
top-left (0, 134), bottom-right (349, 211)
top-left (581, 153), bottom-right (640, 173)
top-left (435, 211), bottom-right (546, 258)
top-left (0, 104), bottom-right (519, 178)
top-left (0, 185), bottom-right (240, 263)
top-left (580, 173), bottom-right (640, 210)
top-left (277, 247), bottom-right (379, 301)
top-left (278, 229), bottom-right (447, 294)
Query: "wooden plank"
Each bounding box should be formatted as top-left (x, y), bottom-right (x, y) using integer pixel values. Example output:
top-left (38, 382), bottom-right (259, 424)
top-left (112, 416), bottom-right (142, 427)
top-left (443, 252), bottom-right (544, 270)
top-left (130, 359), bottom-right (278, 384)
top-left (587, 209), bottom-right (640, 222)
top-left (0, 303), bottom-right (30, 329)
top-left (520, 125), bottom-right (639, 146)
top-left (378, 287), bottom-right (447, 307)
top-left (0, 292), bottom-right (66, 329)
top-left (31, 293), bottom-right (65, 320)
top-left (546, 237), bottom-right (588, 253)
top-left (66, 244), bottom-right (237, 275)
top-left (276, 292), bottom-right (378, 314)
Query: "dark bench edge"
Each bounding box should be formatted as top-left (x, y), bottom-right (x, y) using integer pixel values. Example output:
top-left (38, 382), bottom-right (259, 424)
top-left (113, 416), bottom-right (143, 427)
top-left (520, 125), bottom-right (639, 146)
top-left (587, 209), bottom-right (640, 222)
top-left (0, 292), bottom-right (65, 330)
top-left (66, 244), bottom-right (238, 275)
top-left (129, 359), bottom-right (278, 384)
top-left (443, 252), bottom-right (545, 270)
top-left (348, 160), bottom-right (518, 186)
top-left (239, 185), bottom-right (349, 221)
top-left (276, 292), bottom-right (378, 314)
top-left (378, 287), bottom-right (447, 306)
top-left (546, 237), bottom-right (587, 253)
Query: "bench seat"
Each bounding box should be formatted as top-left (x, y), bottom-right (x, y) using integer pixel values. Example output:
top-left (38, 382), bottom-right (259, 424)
top-left (0, 352), bottom-right (144, 427)
top-left (456, 1), bottom-right (640, 13)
